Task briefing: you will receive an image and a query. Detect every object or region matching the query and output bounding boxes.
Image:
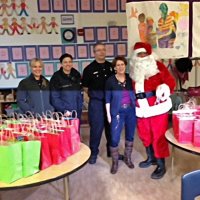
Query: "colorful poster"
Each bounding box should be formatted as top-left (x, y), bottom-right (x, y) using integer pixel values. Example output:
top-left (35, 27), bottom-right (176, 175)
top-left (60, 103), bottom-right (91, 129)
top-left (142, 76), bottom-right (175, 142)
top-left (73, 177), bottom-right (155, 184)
top-left (192, 2), bottom-right (200, 57)
top-left (126, 1), bottom-right (189, 59)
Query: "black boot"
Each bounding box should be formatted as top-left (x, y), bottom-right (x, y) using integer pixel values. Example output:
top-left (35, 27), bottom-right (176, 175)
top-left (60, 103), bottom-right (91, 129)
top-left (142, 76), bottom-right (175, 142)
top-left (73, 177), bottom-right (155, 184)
top-left (139, 145), bottom-right (157, 168)
top-left (151, 158), bottom-right (166, 179)
top-left (124, 141), bottom-right (134, 169)
top-left (110, 147), bottom-right (119, 174)
top-left (88, 155), bottom-right (97, 164)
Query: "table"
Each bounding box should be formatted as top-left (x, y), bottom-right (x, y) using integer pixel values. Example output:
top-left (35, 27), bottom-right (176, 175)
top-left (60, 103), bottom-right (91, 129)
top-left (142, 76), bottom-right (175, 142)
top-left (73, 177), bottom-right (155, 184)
top-left (165, 128), bottom-right (200, 178)
top-left (0, 143), bottom-right (91, 200)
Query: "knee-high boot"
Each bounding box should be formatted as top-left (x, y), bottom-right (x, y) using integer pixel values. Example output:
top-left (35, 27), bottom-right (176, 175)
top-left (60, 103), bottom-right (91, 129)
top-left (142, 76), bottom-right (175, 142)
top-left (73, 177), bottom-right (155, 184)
top-left (139, 145), bottom-right (157, 168)
top-left (124, 140), bottom-right (134, 169)
top-left (151, 158), bottom-right (166, 179)
top-left (110, 147), bottom-right (119, 174)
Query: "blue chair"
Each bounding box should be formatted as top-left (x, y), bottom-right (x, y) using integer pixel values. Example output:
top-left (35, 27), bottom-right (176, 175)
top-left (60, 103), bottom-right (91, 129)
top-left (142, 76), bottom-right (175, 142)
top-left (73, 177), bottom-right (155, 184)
top-left (181, 170), bottom-right (200, 200)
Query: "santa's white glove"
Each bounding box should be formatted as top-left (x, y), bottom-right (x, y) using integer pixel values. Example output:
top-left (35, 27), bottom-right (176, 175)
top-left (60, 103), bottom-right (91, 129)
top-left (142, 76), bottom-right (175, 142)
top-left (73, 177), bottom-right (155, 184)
top-left (156, 83), bottom-right (170, 102)
top-left (107, 113), bottom-right (111, 124)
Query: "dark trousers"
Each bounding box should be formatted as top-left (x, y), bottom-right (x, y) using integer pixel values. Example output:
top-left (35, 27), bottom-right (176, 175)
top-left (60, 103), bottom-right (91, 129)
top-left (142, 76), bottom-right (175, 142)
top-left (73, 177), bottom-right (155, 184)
top-left (88, 99), bottom-right (111, 156)
top-left (110, 106), bottom-right (136, 147)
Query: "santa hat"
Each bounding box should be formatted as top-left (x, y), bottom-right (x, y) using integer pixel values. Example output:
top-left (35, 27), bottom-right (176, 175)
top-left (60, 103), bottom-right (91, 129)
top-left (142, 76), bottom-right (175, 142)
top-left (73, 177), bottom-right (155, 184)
top-left (133, 42), bottom-right (152, 55)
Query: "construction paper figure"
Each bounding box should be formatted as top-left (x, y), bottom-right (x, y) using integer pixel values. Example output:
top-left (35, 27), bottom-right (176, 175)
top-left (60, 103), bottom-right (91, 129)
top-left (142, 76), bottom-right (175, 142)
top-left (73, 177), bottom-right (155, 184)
top-left (9, 0), bottom-right (18, 16)
top-left (10, 17), bottom-right (21, 35)
top-left (38, 16), bottom-right (48, 34)
top-left (20, 17), bottom-right (30, 34)
top-left (0, 0), bottom-right (9, 16)
top-left (48, 17), bottom-right (58, 34)
top-left (5, 62), bottom-right (16, 79)
top-left (0, 17), bottom-right (11, 35)
top-left (30, 17), bottom-right (38, 34)
top-left (18, 0), bottom-right (29, 16)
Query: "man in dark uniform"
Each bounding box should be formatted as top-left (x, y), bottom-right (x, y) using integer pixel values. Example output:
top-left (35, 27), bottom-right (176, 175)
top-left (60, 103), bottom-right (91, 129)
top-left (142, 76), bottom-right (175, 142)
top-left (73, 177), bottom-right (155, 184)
top-left (82, 43), bottom-right (123, 164)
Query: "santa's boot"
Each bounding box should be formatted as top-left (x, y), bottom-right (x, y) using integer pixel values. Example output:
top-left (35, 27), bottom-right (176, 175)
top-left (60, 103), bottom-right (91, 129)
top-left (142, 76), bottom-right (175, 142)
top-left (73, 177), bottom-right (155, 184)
top-left (151, 158), bottom-right (166, 179)
top-left (124, 140), bottom-right (134, 169)
top-left (110, 147), bottom-right (119, 174)
top-left (139, 145), bottom-right (157, 168)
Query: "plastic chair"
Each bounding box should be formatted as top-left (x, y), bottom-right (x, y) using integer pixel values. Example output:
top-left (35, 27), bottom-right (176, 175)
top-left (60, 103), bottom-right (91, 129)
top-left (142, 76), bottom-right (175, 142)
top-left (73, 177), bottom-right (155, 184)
top-left (181, 170), bottom-right (200, 200)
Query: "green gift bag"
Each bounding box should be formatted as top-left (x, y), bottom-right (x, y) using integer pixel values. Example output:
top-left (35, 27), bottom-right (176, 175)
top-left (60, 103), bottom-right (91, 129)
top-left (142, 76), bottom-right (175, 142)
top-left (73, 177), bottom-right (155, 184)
top-left (21, 140), bottom-right (41, 177)
top-left (0, 142), bottom-right (22, 183)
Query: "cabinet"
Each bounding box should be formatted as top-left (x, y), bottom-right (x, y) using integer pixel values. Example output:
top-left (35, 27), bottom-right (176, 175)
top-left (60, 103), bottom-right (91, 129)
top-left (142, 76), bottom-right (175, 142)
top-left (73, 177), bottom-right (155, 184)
top-left (0, 89), bottom-right (17, 115)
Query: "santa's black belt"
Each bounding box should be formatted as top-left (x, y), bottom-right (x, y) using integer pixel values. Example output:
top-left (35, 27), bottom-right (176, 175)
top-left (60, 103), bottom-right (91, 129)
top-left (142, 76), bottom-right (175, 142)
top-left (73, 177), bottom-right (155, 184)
top-left (135, 91), bottom-right (156, 99)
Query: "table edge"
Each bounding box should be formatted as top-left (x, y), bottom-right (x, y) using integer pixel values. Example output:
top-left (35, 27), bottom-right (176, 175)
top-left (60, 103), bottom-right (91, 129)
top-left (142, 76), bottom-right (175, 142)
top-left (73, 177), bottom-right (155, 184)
top-left (165, 129), bottom-right (200, 156)
top-left (0, 143), bottom-right (90, 191)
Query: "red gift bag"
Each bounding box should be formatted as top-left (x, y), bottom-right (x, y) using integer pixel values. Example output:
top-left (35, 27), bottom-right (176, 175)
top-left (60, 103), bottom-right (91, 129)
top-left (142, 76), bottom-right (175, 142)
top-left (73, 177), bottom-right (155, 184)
top-left (34, 132), bottom-right (52, 170)
top-left (193, 119), bottom-right (200, 147)
top-left (173, 112), bottom-right (195, 144)
top-left (46, 132), bottom-right (65, 165)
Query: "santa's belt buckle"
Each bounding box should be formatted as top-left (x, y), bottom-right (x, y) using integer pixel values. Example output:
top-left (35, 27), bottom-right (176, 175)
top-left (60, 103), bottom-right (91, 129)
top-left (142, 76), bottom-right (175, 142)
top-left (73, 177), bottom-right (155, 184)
top-left (136, 92), bottom-right (146, 99)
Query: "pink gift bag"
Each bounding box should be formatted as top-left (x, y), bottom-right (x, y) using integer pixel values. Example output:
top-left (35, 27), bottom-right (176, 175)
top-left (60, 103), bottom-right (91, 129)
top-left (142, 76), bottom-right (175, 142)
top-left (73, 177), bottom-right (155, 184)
top-left (173, 112), bottom-right (195, 144)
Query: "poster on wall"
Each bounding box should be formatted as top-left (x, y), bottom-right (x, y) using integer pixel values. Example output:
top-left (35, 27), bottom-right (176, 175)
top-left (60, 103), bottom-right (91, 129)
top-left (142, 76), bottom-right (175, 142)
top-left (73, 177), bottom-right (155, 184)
top-left (192, 2), bottom-right (200, 57)
top-left (126, 1), bottom-right (189, 59)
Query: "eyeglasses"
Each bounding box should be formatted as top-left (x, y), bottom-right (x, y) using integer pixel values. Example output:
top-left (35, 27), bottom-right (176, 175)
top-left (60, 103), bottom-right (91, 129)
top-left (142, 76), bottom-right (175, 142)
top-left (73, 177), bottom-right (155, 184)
top-left (94, 49), bottom-right (106, 52)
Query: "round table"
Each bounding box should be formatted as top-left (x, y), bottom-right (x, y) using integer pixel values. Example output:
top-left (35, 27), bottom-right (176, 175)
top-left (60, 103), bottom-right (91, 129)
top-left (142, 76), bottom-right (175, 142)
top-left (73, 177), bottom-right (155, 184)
top-left (0, 143), bottom-right (91, 200)
top-left (165, 129), bottom-right (200, 179)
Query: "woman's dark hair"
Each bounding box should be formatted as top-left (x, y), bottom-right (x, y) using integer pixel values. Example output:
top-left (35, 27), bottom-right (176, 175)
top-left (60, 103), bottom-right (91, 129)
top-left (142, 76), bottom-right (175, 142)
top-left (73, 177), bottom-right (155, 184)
top-left (59, 53), bottom-right (73, 63)
top-left (112, 56), bottom-right (127, 68)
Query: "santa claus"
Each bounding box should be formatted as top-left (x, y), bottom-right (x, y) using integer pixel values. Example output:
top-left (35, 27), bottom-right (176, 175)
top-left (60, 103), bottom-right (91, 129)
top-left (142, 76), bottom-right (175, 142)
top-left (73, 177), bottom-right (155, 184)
top-left (129, 42), bottom-right (176, 179)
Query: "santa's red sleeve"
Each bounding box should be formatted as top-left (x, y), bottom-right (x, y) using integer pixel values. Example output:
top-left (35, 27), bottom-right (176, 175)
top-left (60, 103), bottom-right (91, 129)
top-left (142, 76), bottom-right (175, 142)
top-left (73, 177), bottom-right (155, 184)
top-left (157, 61), bottom-right (176, 93)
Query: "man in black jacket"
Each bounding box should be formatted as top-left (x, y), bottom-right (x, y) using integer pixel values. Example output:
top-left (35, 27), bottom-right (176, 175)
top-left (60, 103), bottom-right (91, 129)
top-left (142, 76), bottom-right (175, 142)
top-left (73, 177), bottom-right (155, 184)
top-left (82, 43), bottom-right (123, 164)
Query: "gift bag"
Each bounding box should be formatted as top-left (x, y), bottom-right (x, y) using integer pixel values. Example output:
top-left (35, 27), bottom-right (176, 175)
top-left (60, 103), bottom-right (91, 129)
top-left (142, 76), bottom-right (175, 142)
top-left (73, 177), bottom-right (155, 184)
top-left (21, 140), bottom-right (41, 177)
top-left (64, 110), bottom-right (80, 134)
top-left (34, 132), bottom-right (52, 170)
top-left (172, 100), bottom-right (197, 144)
top-left (0, 142), bottom-right (22, 183)
top-left (47, 132), bottom-right (65, 165)
top-left (193, 119), bottom-right (200, 147)
top-left (70, 125), bottom-right (80, 154)
top-left (173, 112), bottom-right (195, 144)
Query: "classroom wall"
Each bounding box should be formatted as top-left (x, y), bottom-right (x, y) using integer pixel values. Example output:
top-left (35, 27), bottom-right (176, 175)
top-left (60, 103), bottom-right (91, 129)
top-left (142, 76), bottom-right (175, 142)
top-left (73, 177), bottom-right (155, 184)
top-left (0, 0), bottom-right (127, 88)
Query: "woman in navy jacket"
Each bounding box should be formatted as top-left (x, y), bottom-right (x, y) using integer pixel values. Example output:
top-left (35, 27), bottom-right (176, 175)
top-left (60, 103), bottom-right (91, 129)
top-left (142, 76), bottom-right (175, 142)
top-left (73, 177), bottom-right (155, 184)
top-left (50, 53), bottom-right (83, 119)
top-left (17, 58), bottom-right (54, 115)
top-left (105, 56), bottom-right (136, 174)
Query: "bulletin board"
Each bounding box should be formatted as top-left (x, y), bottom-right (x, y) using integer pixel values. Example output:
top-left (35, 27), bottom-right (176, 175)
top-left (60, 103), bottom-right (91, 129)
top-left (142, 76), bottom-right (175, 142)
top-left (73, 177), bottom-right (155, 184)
top-left (0, 0), bottom-right (127, 88)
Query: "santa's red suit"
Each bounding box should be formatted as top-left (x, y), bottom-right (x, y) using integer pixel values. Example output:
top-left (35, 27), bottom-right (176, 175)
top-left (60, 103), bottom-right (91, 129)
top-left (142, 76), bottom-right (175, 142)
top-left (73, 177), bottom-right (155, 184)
top-left (130, 42), bottom-right (176, 179)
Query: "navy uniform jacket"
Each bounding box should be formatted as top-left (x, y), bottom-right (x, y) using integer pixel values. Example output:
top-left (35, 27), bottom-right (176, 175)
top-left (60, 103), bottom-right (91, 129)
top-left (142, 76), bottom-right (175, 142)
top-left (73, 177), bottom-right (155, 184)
top-left (49, 67), bottom-right (83, 116)
top-left (82, 60), bottom-right (114, 101)
top-left (105, 74), bottom-right (136, 116)
top-left (17, 73), bottom-right (54, 115)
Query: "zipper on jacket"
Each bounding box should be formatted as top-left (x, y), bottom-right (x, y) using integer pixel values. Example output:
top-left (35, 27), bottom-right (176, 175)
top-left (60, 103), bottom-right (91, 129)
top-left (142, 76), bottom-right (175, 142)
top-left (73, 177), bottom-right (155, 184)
top-left (40, 90), bottom-right (45, 112)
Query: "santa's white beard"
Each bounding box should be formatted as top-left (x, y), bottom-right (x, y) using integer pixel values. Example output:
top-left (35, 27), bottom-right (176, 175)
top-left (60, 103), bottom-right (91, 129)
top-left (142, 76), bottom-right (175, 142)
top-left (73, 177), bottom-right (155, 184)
top-left (129, 55), bottom-right (159, 84)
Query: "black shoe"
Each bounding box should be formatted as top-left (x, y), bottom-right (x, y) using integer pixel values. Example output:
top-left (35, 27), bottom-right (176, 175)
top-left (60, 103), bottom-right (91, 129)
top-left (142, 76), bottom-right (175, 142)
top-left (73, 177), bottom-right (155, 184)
top-left (88, 155), bottom-right (97, 164)
top-left (139, 158), bottom-right (157, 168)
top-left (151, 165), bottom-right (166, 179)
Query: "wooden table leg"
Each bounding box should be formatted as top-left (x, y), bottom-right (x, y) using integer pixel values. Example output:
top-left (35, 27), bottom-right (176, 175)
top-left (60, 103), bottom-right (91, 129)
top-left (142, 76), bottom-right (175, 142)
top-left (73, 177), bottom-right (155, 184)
top-left (63, 176), bottom-right (70, 200)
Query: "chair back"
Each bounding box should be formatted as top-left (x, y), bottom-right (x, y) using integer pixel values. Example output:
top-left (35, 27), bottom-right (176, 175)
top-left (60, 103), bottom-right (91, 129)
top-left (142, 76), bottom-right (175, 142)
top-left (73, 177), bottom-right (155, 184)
top-left (181, 170), bottom-right (200, 200)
